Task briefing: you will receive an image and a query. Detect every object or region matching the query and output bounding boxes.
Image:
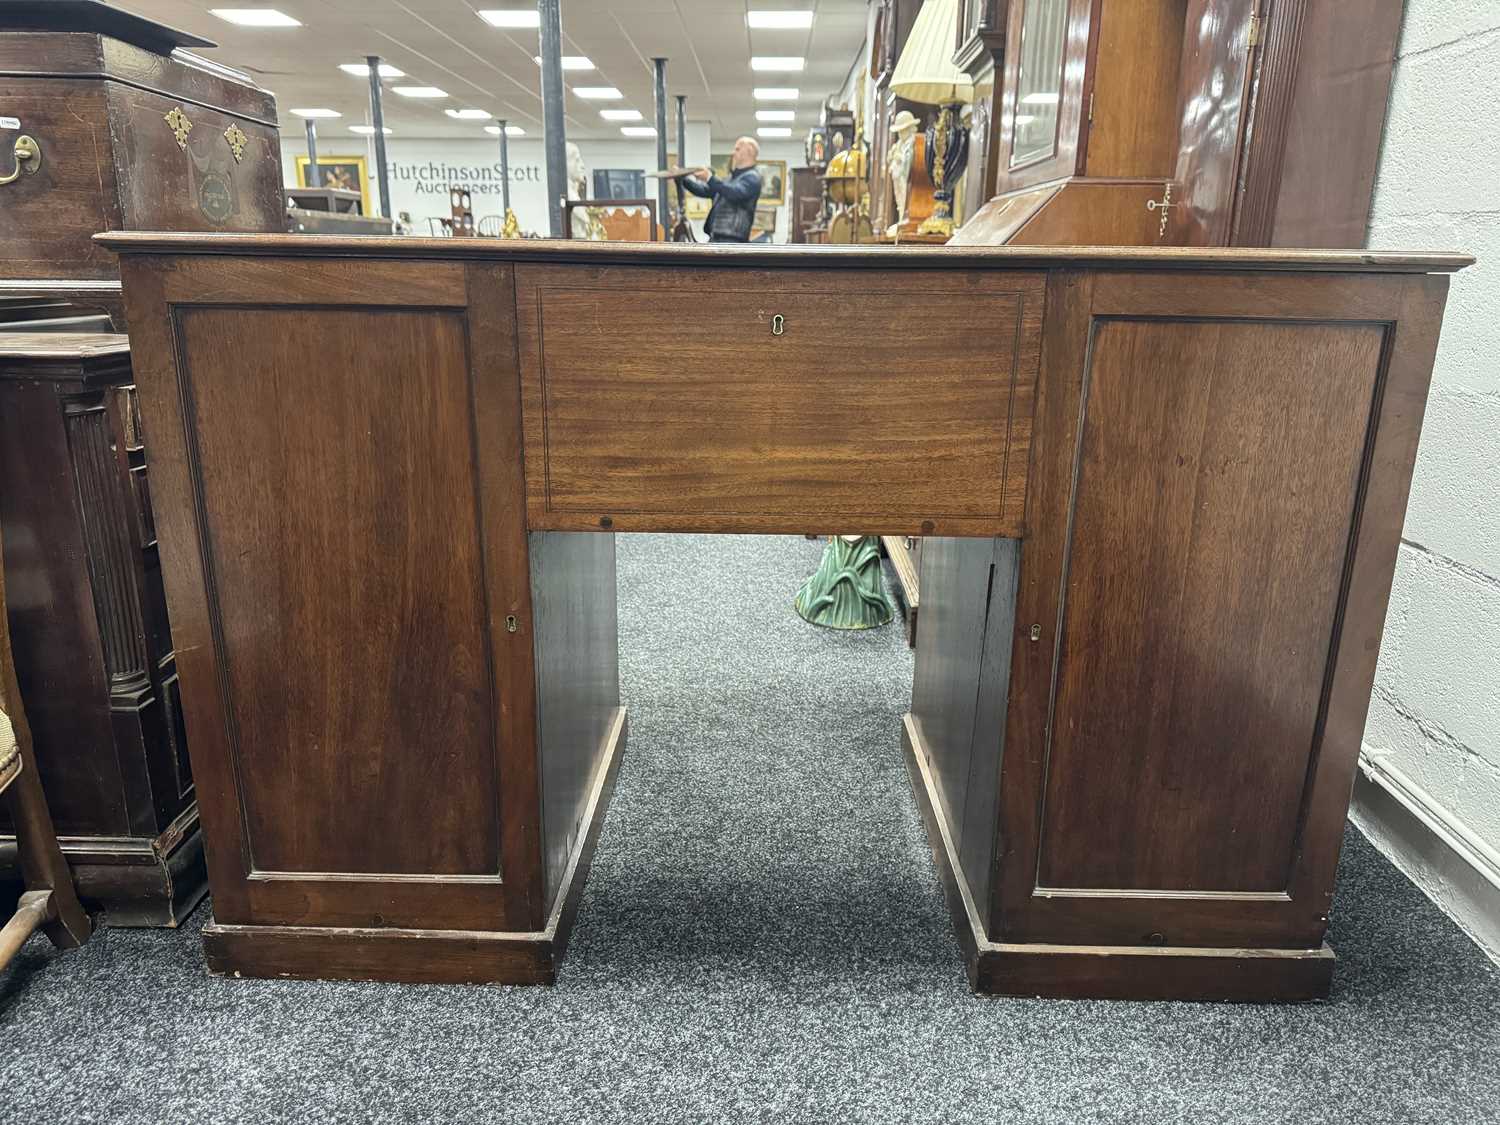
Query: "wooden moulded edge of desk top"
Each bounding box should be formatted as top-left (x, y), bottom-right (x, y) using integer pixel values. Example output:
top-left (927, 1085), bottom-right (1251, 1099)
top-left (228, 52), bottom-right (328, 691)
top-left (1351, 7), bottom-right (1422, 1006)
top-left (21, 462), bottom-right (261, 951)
top-left (0, 332), bottom-right (131, 363)
top-left (92, 232), bottom-right (1476, 274)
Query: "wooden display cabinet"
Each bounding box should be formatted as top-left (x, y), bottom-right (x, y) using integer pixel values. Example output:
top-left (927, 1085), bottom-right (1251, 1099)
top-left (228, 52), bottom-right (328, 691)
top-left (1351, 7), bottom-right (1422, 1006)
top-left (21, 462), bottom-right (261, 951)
top-left (789, 167), bottom-right (827, 243)
top-left (953, 0), bottom-right (1008, 228)
top-left (959, 0), bottom-right (1186, 245)
top-left (956, 0), bottom-right (1403, 249)
top-left (0, 336), bottom-right (201, 926)
top-left (0, 3), bottom-right (285, 924)
top-left (867, 0), bottom-right (926, 235)
top-left (1171, 0), bottom-right (1405, 248)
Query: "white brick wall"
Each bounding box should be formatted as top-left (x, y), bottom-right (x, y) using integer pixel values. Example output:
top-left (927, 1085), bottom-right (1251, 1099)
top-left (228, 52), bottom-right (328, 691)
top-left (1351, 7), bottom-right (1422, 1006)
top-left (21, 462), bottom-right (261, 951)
top-left (1355, 0), bottom-right (1500, 961)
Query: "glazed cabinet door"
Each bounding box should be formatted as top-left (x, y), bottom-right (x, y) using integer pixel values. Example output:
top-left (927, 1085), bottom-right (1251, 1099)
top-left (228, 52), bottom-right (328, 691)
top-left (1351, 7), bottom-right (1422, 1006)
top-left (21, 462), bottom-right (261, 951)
top-left (117, 254), bottom-right (545, 933)
top-left (993, 0), bottom-right (1092, 192)
top-left (994, 268), bottom-right (1448, 949)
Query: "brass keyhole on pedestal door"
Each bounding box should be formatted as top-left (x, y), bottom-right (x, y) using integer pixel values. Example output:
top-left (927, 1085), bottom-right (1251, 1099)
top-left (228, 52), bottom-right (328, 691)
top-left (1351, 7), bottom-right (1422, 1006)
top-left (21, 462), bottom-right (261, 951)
top-left (771, 313), bottom-right (785, 336)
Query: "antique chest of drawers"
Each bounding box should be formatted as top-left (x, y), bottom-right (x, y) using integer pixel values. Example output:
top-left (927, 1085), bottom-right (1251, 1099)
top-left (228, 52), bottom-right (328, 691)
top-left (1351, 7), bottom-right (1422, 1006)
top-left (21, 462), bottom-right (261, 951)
top-left (0, 6), bottom-right (283, 924)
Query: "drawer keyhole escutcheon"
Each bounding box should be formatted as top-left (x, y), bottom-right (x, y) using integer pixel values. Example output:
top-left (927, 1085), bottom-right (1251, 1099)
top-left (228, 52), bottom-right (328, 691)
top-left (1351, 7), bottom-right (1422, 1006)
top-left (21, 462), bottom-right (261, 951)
top-left (771, 313), bottom-right (785, 336)
top-left (505, 615), bottom-right (519, 633)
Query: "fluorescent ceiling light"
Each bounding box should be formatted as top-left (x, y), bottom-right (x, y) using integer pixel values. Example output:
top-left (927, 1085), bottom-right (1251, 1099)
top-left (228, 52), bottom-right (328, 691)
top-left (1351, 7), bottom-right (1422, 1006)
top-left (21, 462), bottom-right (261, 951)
top-left (1013, 114), bottom-right (1036, 125)
top-left (485, 124), bottom-right (527, 136)
top-left (1021, 92), bottom-right (1060, 105)
top-left (747, 10), bottom-right (814, 29)
top-left (477, 9), bottom-right (540, 27)
top-left (393, 86), bottom-right (448, 98)
top-left (754, 87), bottom-right (799, 100)
top-left (620, 126), bottom-right (657, 137)
top-left (756, 126), bottom-right (792, 138)
top-left (533, 55), bottom-right (595, 70)
top-left (445, 108), bottom-right (493, 119)
top-left (751, 57), bottom-right (805, 71)
top-left (210, 8), bottom-right (300, 26)
top-left (339, 62), bottom-right (404, 78)
top-left (572, 86), bottom-right (622, 100)
top-left (349, 125), bottom-right (392, 135)
top-left (289, 107), bottom-right (340, 118)
top-left (756, 109), bottom-right (795, 122)
top-left (600, 109), bottom-right (643, 121)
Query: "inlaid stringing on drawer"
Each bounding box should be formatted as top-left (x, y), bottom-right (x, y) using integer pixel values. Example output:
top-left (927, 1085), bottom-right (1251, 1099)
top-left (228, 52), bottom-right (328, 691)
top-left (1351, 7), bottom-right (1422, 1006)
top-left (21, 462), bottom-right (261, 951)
top-left (515, 264), bottom-right (1045, 536)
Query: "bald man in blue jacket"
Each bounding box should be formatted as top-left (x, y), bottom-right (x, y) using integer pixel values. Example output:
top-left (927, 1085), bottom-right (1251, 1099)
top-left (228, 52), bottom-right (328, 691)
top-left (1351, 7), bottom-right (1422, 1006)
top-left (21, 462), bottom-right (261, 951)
top-left (684, 136), bottom-right (763, 243)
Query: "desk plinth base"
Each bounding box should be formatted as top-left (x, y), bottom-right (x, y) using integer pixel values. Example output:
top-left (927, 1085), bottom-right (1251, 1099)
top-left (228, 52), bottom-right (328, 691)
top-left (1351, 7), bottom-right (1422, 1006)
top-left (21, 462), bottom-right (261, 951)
top-left (203, 709), bottom-right (628, 985)
top-left (900, 715), bottom-right (1335, 1003)
top-left (203, 921), bottom-right (563, 985)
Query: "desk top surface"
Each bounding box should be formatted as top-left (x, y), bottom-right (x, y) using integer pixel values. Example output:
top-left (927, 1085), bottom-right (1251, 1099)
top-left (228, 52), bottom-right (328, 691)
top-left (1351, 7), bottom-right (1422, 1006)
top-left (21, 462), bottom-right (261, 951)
top-left (95, 233), bottom-right (1475, 274)
top-left (0, 331), bottom-right (130, 359)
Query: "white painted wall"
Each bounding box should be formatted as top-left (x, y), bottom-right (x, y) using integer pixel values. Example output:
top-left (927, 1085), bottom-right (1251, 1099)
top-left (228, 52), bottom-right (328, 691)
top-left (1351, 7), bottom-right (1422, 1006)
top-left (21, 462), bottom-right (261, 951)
top-left (1354, 0), bottom-right (1500, 962)
top-left (280, 128), bottom-right (807, 242)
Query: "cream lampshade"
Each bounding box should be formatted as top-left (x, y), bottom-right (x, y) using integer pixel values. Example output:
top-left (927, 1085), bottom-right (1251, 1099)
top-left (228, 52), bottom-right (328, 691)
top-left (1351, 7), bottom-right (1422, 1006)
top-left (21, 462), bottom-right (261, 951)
top-left (889, 0), bottom-right (973, 237)
top-left (889, 0), bottom-right (974, 108)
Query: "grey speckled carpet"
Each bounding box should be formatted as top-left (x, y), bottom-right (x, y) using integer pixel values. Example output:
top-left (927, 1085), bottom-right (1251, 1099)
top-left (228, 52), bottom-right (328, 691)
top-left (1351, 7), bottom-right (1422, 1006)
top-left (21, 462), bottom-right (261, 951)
top-left (3, 535), bottom-right (1498, 1125)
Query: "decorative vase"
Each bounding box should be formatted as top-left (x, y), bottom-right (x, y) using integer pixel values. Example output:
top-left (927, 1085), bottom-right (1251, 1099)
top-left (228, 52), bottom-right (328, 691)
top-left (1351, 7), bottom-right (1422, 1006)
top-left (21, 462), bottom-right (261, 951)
top-left (795, 535), bottom-right (895, 630)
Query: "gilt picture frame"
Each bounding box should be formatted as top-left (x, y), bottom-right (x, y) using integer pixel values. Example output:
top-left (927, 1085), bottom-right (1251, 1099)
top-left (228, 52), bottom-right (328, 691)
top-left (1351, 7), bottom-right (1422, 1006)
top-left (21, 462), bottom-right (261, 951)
top-left (295, 155), bottom-right (372, 216)
top-left (710, 154), bottom-right (788, 206)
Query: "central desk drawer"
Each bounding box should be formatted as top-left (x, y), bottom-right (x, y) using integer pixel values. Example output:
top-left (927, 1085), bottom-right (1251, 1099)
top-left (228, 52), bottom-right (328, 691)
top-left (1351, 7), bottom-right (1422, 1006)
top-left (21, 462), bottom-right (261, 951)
top-left (514, 264), bottom-right (1044, 536)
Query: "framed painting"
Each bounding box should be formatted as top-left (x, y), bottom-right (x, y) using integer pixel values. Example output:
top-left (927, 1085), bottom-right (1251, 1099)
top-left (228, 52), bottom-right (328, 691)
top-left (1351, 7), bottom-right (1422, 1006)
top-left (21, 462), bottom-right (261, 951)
top-left (666, 152), bottom-right (712, 219)
top-left (593, 169), bottom-right (646, 200)
top-left (295, 155), bottom-right (372, 216)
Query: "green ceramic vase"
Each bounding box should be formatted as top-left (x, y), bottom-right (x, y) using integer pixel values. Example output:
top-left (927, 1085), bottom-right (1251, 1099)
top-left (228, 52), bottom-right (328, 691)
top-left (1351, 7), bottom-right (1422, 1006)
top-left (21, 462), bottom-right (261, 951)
top-left (794, 535), bottom-right (895, 630)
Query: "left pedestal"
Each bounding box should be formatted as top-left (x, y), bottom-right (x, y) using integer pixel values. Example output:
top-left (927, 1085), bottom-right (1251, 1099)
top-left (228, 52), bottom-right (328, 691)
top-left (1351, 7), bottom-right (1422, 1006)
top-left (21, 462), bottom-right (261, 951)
top-left (113, 253), bottom-right (624, 983)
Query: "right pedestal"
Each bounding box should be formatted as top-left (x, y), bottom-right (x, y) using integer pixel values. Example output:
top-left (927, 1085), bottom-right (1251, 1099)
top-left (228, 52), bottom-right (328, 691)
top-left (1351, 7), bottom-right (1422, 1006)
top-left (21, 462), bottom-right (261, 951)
top-left (907, 268), bottom-right (1449, 1001)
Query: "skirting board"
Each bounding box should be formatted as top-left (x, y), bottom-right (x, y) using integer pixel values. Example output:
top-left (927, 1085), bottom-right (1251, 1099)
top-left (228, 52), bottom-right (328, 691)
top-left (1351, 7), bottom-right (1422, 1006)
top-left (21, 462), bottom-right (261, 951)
top-left (1350, 761), bottom-right (1500, 967)
top-left (204, 708), bottom-right (628, 985)
top-left (900, 713), bottom-right (1336, 1002)
top-left (0, 803), bottom-right (207, 928)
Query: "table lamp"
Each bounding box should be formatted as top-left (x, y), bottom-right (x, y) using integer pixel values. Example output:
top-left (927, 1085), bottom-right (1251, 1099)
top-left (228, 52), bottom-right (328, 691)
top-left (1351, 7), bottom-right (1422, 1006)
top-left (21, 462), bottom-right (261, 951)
top-left (890, 0), bottom-right (974, 238)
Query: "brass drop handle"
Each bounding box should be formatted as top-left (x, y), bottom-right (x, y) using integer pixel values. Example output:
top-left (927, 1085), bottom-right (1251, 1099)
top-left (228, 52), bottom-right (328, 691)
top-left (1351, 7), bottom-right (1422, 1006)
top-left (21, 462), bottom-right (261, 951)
top-left (771, 313), bottom-right (785, 336)
top-left (0, 135), bottom-right (41, 187)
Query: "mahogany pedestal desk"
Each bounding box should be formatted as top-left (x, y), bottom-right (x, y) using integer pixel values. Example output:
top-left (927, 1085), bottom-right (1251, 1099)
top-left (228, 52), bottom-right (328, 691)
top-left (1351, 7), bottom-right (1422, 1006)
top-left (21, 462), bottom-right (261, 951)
top-left (99, 234), bottom-right (1468, 1000)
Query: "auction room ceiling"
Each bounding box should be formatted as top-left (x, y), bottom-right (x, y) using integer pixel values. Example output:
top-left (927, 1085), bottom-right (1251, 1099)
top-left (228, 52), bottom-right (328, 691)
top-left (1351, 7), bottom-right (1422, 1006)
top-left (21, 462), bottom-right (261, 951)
top-left (115, 1), bottom-right (871, 142)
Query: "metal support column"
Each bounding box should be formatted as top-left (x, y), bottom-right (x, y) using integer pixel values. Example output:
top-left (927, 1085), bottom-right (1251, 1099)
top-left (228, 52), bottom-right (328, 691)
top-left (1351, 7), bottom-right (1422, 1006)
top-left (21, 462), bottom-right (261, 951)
top-left (538, 0), bottom-right (567, 237)
top-left (651, 58), bottom-right (669, 229)
top-left (674, 94), bottom-right (688, 239)
top-left (497, 119), bottom-right (512, 215)
top-left (303, 119), bottom-right (319, 186)
top-left (365, 55), bottom-right (392, 218)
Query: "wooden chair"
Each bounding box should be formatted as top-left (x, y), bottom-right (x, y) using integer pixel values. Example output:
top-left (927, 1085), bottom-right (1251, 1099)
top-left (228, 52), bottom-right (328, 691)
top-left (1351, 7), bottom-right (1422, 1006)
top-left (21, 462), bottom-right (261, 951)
top-left (0, 523), bottom-right (90, 971)
top-left (563, 198), bottom-right (661, 242)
